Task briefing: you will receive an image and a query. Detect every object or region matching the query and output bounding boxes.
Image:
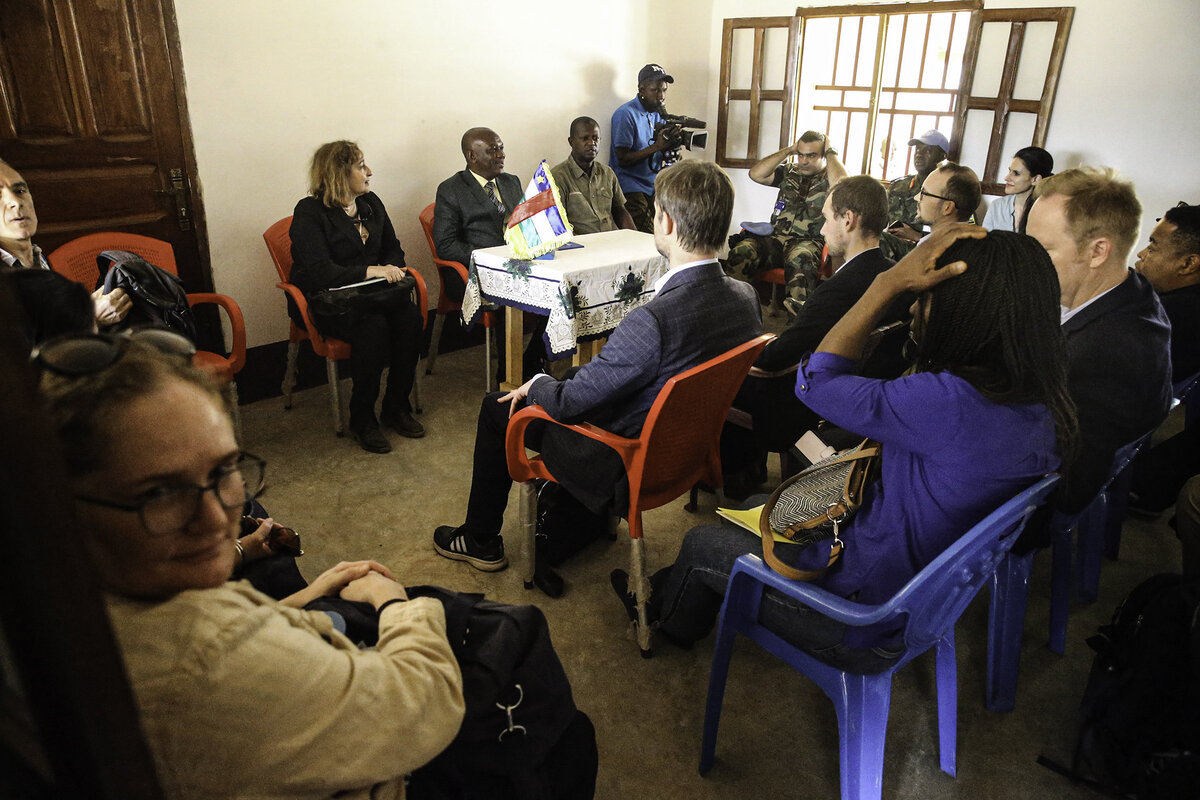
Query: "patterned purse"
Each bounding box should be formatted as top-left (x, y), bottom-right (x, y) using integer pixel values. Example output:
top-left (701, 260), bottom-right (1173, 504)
top-left (758, 439), bottom-right (881, 580)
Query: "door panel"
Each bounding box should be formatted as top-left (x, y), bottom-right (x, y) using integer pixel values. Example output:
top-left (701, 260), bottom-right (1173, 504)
top-left (0, 0), bottom-right (211, 295)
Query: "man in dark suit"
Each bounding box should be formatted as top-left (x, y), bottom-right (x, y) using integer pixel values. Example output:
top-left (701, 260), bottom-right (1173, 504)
top-left (433, 127), bottom-right (546, 378)
top-left (1125, 203), bottom-right (1200, 513)
top-left (1025, 168), bottom-right (1173, 519)
top-left (732, 175), bottom-right (911, 464)
top-left (433, 160), bottom-right (762, 589)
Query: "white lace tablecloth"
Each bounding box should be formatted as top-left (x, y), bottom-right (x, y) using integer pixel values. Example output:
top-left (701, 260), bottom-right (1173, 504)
top-left (461, 229), bottom-right (670, 356)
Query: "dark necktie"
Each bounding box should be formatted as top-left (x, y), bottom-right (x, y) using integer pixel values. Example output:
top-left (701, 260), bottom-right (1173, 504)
top-left (485, 181), bottom-right (506, 215)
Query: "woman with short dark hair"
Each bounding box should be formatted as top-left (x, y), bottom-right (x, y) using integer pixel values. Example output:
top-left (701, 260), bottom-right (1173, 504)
top-left (290, 140), bottom-right (424, 453)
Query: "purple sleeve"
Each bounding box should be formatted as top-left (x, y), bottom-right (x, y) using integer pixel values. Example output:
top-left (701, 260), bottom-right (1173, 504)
top-left (796, 351), bottom-right (963, 455)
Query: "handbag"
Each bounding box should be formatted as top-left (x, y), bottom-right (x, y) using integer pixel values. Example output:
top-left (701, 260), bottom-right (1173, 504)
top-left (759, 438), bottom-right (881, 581)
top-left (306, 274), bottom-right (415, 341)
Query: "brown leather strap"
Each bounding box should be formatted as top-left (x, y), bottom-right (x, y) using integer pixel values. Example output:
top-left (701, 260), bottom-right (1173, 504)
top-left (761, 527), bottom-right (842, 581)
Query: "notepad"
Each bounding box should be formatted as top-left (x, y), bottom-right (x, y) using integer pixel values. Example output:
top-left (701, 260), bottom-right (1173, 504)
top-left (716, 504), bottom-right (793, 543)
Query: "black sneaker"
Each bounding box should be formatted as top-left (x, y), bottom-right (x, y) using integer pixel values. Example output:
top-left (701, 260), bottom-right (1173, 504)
top-left (350, 420), bottom-right (391, 453)
top-left (433, 525), bottom-right (508, 571)
top-left (381, 410), bottom-right (425, 439)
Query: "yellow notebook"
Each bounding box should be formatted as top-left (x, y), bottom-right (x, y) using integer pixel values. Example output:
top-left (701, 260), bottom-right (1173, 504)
top-left (716, 505), bottom-right (793, 543)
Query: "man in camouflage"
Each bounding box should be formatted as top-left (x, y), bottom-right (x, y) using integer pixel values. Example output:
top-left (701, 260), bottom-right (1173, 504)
top-left (884, 129), bottom-right (948, 238)
top-left (725, 131), bottom-right (846, 307)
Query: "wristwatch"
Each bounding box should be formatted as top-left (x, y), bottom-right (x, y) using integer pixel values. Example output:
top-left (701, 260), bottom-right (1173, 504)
top-left (824, 146), bottom-right (839, 157)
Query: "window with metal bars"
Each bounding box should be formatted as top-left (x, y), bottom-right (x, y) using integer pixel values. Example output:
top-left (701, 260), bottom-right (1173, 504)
top-left (716, 2), bottom-right (1073, 194)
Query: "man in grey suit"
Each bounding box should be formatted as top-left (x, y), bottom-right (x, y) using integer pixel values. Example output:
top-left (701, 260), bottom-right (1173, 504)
top-left (434, 160), bottom-right (762, 590)
top-left (433, 127), bottom-right (547, 377)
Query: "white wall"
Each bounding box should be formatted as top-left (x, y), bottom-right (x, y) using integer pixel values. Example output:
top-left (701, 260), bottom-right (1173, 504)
top-left (705, 0), bottom-right (1200, 256)
top-left (174, 0), bottom-right (711, 348)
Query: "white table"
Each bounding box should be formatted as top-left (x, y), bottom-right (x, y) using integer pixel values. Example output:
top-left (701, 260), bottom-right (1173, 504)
top-left (462, 229), bottom-right (669, 390)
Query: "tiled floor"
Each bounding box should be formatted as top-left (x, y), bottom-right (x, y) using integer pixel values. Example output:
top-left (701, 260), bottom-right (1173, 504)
top-left (238, 338), bottom-right (1183, 799)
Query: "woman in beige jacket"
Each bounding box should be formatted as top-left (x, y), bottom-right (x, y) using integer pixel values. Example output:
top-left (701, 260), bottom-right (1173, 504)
top-left (36, 329), bottom-right (463, 800)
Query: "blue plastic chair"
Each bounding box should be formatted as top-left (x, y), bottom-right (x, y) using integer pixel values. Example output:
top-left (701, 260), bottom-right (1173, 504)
top-left (986, 433), bottom-right (1152, 712)
top-left (699, 475), bottom-right (1059, 800)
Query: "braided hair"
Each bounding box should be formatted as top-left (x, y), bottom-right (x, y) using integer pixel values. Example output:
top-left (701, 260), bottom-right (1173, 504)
top-left (910, 230), bottom-right (1077, 463)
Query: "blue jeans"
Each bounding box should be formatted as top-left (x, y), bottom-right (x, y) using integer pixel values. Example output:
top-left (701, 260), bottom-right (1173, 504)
top-left (656, 523), bottom-right (903, 673)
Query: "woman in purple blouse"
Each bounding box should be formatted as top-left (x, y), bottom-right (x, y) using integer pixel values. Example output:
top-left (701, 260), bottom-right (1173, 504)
top-left (613, 226), bottom-right (1076, 671)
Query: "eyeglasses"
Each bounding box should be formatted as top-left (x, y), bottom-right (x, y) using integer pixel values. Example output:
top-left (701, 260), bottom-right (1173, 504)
top-left (32, 329), bottom-right (195, 376)
top-left (917, 188), bottom-right (955, 205)
top-left (75, 453), bottom-right (267, 536)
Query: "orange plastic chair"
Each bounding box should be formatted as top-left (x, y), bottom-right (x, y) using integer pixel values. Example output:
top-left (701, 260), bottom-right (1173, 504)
top-left (760, 243), bottom-right (831, 297)
top-left (418, 203), bottom-right (495, 390)
top-left (47, 232), bottom-right (247, 388)
top-left (263, 216), bottom-right (429, 436)
top-left (506, 333), bottom-right (772, 655)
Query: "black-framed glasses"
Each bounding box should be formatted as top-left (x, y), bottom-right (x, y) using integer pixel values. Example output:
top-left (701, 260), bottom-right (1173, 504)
top-left (32, 329), bottom-right (195, 377)
top-left (74, 453), bottom-right (267, 536)
top-left (917, 188), bottom-right (955, 205)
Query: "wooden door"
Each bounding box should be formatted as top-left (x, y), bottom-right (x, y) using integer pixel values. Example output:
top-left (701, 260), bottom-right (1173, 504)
top-left (0, 0), bottom-right (211, 293)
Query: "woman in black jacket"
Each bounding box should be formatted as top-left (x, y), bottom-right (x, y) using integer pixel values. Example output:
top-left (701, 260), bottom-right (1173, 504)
top-left (290, 140), bottom-right (424, 452)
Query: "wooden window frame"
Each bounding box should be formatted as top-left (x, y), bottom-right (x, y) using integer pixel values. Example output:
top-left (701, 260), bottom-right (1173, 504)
top-left (717, 1), bottom-right (1072, 192)
top-left (952, 6), bottom-right (1074, 193)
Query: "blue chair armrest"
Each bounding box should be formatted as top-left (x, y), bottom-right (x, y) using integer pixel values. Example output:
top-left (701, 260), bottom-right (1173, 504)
top-left (730, 554), bottom-right (902, 628)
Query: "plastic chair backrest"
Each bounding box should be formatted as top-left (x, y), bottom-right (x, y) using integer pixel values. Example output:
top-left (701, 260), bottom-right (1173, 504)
top-left (636, 334), bottom-right (771, 499)
top-left (48, 232), bottom-right (179, 289)
top-left (888, 474), bottom-right (1060, 653)
top-left (263, 217), bottom-right (294, 283)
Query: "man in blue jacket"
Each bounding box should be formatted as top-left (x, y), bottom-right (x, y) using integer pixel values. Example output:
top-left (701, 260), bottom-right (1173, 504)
top-left (433, 160), bottom-right (762, 586)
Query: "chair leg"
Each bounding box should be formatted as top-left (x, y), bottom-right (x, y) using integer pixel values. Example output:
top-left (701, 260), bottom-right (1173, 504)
top-left (834, 673), bottom-right (892, 800)
top-left (685, 485), bottom-right (699, 512)
top-left (1103, 468), bottom-right (1132, 560)
top-left (426, 312), bottom-right (445, 375)
top-left (630, 536), bottom-right (653, 657)
top-left (282, 341), bottom-right (299, 409)
top-left (518, 481), bottom-right (537, 590)
top-left (699, 574), bottom-right (750, 776)
top-left (1049, 522), bottom-right (1074, 655)
top-left (485, 324), bottom-right (496, 392)
top-left (410, 364), bottom-right (424, 415)
top-left (226, 382), bottom-right (242, 443)
top-left (326, 357), bottom-right (344, 436)
top-left (1075, 493), bottom-right (1107, 606)
top-left (935, 633), bottom-right (958, 777)
top-left (986, 550), bottom-right (1033, 712)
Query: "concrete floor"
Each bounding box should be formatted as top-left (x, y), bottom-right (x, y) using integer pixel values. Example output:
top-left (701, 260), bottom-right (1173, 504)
top-left (237, 333), bottom-right (1183, 800)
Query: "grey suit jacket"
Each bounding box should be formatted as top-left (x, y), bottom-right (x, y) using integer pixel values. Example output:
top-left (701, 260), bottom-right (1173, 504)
top-left (432, 169), bottom-right (523, 267)
top-left (526, 261), bottom-right (762, 512)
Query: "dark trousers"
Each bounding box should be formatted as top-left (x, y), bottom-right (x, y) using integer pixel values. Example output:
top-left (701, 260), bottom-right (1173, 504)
top-left (348, 300), bottom-right (422, 427)
top-left (624, 191), bottom-right (654, 234)
top-left (1130, 424), bottom-right (1200, 511)
top-left (657, 523), bottom-right (902, 673)
top-left (461, 392), bottom-right (547, 543)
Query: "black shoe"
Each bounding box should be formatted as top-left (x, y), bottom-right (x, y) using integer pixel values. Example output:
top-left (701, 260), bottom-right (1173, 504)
top-left (432, 525), bottom-right (508, 571)
top-left (534, 559), bottom-right (564, 598)
top-left (350, 420), bottom-right (391, 453)
top-left (381, 410), bottom-right (425, 439)
top-left (609, 569), bottom-right (639, 622)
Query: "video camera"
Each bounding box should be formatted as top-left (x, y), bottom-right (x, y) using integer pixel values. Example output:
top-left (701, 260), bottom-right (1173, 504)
top-left (649, 106), bottom-right (708, 171)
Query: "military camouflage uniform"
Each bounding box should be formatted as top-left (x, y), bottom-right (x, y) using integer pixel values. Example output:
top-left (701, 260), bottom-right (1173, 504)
top-left (887, 173), bottom-right (923, 228)
top-left (726, 164), bottom-right (828, 304)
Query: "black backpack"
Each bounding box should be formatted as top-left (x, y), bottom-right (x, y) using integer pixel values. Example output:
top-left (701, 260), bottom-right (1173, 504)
top-left (97, 250), bottom-right (197, 341)
top-left (536, 480), bottom-right (613, 567)
top-left (1041, 573), bottom-right (1200, 797)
